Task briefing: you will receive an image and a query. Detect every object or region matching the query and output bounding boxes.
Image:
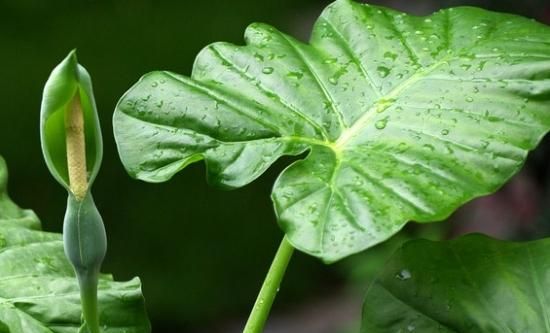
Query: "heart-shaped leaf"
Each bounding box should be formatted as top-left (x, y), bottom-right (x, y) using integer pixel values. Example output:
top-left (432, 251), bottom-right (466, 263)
top-left (0, 156), bottom-right (150, 333)
top-left (361, 234), bottom-right (550, 332)
top-left (114, 0), bottom-right (550, 262)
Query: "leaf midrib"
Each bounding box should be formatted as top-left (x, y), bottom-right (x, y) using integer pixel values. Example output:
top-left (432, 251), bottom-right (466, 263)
top-left (334, 55), bottom-right (451, 149)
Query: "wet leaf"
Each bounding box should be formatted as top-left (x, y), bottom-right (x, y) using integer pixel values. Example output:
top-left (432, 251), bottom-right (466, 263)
top-left (114, 0), bottom-right (550, 261)
top-left (0, 156), bottom-right (150, 333)
top-left (361, 234), bottom-right (550, 332)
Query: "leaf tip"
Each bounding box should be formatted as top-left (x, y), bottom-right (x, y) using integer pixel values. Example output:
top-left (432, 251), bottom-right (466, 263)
top-left (0, 155), bottom-right (7, 192)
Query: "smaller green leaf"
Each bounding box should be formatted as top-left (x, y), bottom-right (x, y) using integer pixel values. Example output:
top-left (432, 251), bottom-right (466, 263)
top-left (0, 156), bottom-right (6, 192)
top-left (0, 157), bottom-right (39, 230)
top-left (40, 50), bottom-right (103, 191)
top-left (0, 156), bottom-right (150, 332)
top-left (361, 234), bottom-right (550, 333)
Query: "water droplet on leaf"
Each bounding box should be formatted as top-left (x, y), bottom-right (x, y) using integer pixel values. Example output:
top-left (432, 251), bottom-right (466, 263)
top-left (395, 269), bottom-right (411, 280)
top-left (423, 144), bottom-right (435, 151)
top-left (375, 118), bottom-right (388, 130)
top-left (383, 51), bottom-right (397, 61)
top-left (287, 71), bottom-right (304, 80)
top-left (377, 66), bottom-right (390, 78)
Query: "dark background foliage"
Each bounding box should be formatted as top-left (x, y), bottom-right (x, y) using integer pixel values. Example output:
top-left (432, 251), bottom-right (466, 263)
top-left (0, 1), bottom-right (548, 332)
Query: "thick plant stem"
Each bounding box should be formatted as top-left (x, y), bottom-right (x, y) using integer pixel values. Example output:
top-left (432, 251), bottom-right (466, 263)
top-left (77, 270), bottom-right (101, 333)
top-left (65, 91), bottom-right (88, 201)
top-left (243, 236), bottom-right (294, 333)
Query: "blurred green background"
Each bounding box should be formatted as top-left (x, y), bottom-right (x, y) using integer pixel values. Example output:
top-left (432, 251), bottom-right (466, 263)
top-left (1, 0), bottom-right (549, 332)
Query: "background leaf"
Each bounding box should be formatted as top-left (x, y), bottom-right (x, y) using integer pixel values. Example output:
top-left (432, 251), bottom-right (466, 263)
top-left (114, 0), bottom-right (550, 262)
top-left (0, 156), bottom-right (150, 333)
top-left (361, 234), bottom-right (550, 332)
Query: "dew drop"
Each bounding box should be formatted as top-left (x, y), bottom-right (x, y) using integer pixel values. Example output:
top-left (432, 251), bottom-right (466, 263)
top-left (377, 66), bottom-right (391, 78)
top-left (287, 71), bottom-right (304, 80)
top-left (262, 67), bottom-right (274, 74)
top-left (383, 51), bottom-right (397, 61)
top-left (441, 129), bottom-right (449, 136)
top-left (395, 269), bottom-right (411, 280)
top-left (375, 118), bottom-right (388, 130)
top-left (397, 142), bottom-right (408, 152)
top-left (323, 57), bottom-right (337, 64)
top-left (254, 53), bottom-right (264, 61)
top-left (422, 144), bottom-right (435, 151)
top-left (308, 203), bottom-right (318, 214)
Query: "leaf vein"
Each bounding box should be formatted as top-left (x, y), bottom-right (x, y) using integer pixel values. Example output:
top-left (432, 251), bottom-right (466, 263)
top-left (207, 46), bottom-right (331, 140)
top-left (448, 246), bottom-right (515, 333)
top-left (381, 10), bottom-right (421, 67)
top-left (276, 32), bottom-right (348, 131)
top-left (374, 284), bottom-right (460, 333)
top-left (347, 162), bottom-right (433, 214)
top-left (320, 17), bottom-right (382, 97)
top-left (162, 71), bottom-right (281, 134)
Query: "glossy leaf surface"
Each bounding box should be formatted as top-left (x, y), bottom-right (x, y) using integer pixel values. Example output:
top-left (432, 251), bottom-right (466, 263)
top-left (114, 0), bottom-right (550, 261)
top-left (0, 156), bottom-right (150, 333)
top-left (361, 234), bottom-right (550, 332)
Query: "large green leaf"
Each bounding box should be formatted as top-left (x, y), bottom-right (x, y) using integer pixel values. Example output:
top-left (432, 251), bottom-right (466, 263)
top-left (0, 156), bottom-right (150, 333)
top-left (361, 234), bottom-right (550, 332)
top-left (113, 0), bottom-right (550, 261)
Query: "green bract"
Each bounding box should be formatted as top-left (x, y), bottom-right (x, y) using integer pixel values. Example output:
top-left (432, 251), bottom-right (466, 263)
top-left (0, 156), bottom-right (150, 332)
top-left (114, 0), bottom-right (550, 262)
top-left (361, 234), bottom-right (550, 332)
top-left (41, 50), bottom-right (102, 191)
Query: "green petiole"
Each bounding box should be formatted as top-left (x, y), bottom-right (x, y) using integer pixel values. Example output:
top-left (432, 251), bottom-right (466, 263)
top-left (243, 236), bottom-right (295, 333)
